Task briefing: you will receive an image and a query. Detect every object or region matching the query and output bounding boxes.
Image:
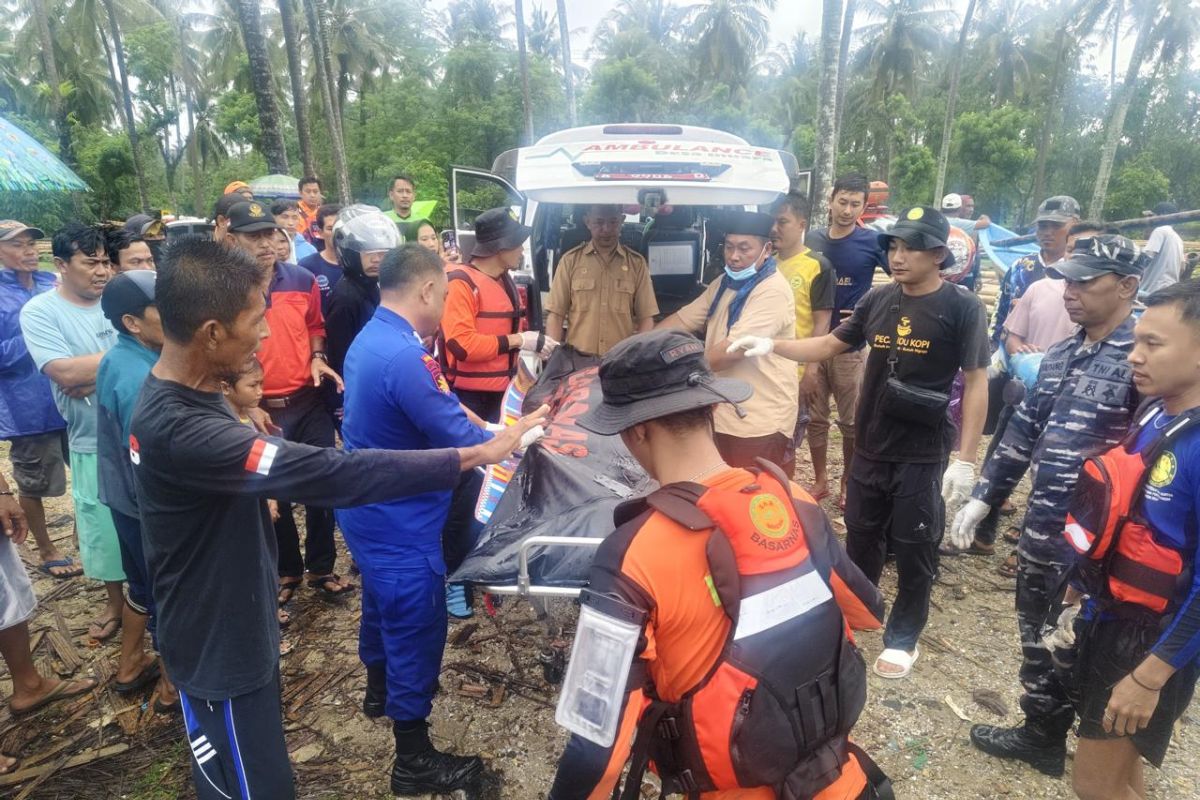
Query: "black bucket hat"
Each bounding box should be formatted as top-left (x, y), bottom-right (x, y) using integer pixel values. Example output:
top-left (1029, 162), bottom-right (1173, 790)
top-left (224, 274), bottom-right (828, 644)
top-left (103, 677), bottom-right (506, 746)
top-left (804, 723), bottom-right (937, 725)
top-left (470, 207), bottom-right (532, 258)
top-left (877, 206), bottom-right (956, 270)
top-left (579, 330), bottom-right (753, 436)
top-left (1047, 234), bottom-right (1145, 282)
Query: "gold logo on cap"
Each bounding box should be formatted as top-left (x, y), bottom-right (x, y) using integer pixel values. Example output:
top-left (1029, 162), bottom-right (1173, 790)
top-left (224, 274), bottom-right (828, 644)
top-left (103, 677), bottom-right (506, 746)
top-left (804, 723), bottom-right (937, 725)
top-left (907, 207), bottom-right (925, 221)
top-left (248, 203), bottom-right (264, 218)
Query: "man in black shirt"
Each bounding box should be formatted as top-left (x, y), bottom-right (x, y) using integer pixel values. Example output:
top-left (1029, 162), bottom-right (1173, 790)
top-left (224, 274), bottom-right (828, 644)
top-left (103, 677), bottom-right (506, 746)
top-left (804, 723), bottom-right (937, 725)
top-left (130, 239), bottom-right (546, 800)
top-left (729, 206), bottom-right (990, 680)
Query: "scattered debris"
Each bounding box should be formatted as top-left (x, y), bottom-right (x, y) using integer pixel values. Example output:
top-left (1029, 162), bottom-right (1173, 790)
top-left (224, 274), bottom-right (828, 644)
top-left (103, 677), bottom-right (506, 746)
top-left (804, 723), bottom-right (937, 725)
top-left (972, 688), bottom-right (1010, 717)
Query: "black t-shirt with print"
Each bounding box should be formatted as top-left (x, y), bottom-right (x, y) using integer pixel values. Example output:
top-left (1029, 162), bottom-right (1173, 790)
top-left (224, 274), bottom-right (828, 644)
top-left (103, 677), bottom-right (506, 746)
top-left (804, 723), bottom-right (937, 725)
top-left (130, 374), bottom-right (462, 699)
top-left (833, 281), bottom-right (990, 462)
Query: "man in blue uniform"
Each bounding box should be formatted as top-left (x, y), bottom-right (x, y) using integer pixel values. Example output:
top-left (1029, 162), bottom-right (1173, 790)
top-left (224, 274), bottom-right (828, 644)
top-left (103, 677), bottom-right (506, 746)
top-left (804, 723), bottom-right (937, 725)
top-left (339, 244), bottom-right (542, 795)
top-left (953, 235), bottom-right (1144, 777)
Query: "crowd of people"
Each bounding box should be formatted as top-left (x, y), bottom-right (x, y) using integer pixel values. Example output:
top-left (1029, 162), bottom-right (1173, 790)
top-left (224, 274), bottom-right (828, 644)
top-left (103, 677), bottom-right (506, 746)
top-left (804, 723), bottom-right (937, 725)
top-left (0, 169), bottom-right (1195, 800)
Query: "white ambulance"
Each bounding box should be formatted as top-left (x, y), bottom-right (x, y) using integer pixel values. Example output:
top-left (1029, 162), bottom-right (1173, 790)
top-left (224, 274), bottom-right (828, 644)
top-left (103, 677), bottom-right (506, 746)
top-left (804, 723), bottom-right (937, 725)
top-left (447, 124), bottom-right (809, 318)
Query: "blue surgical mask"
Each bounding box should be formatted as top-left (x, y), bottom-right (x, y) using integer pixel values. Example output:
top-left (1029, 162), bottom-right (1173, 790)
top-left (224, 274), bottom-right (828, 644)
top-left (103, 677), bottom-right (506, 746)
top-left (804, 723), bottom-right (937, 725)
top-left (723, 244), bottom-right (768, 281)
top-left (724, 263), bottom-right (757, 281)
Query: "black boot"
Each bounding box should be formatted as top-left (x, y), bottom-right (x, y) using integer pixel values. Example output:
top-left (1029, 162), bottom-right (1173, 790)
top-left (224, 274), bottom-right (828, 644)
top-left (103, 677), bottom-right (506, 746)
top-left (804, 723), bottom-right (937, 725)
top-left (969, 718), bottom-right (1067, 777)
top-left (391, 720), bottom-right (484, 795)
top-left (363, 666), bottom-right (387, 719)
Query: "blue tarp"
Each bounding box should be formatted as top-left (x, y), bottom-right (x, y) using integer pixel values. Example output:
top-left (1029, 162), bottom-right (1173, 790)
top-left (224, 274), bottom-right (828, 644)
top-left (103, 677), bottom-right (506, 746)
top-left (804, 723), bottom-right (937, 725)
top-left (974, 220), bottom-right (1038, 275)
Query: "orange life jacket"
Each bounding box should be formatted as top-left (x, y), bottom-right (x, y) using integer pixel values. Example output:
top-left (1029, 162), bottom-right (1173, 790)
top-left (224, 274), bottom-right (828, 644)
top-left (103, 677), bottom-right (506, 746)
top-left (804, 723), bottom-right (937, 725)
top-left (615, 460), bottom-right (885, 800)
top-left (440, 264), bottom-right (522, 392)
top-left (1064, 402), bottom-right (1199, 614)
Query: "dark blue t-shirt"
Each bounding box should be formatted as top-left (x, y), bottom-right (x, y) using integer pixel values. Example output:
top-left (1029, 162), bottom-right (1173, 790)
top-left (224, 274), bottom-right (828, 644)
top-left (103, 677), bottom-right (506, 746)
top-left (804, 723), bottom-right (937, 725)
top-left (806, 226), bottom-right (887, 342)
top-left (298, 252), bottom-right (342, 318)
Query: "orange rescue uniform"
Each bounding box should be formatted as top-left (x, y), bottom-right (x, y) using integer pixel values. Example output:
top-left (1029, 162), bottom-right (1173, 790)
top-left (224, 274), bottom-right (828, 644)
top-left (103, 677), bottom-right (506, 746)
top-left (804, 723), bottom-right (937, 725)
top-left (548, 468), bottom-right (885, 800)
top-left (439, 263), bottom-right (522, 393)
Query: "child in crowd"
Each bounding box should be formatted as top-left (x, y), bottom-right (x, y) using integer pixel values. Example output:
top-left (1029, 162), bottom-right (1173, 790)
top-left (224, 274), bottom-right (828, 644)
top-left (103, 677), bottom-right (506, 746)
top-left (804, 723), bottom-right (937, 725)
top-left (221, 358), bottom-right (292, 655)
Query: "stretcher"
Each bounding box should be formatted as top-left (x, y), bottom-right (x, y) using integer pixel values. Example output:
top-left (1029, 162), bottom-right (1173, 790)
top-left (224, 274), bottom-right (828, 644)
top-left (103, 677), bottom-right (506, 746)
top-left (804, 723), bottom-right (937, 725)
top-left (453, 347), bottom-right (653, 598)
top-left (480, 536), bottom-right (604, 598)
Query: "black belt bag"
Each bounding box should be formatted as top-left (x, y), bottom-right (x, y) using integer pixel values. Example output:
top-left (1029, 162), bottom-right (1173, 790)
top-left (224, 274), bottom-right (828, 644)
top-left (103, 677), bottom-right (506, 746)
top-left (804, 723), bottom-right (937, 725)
top-left (881, 286), bottom-right (948, 426)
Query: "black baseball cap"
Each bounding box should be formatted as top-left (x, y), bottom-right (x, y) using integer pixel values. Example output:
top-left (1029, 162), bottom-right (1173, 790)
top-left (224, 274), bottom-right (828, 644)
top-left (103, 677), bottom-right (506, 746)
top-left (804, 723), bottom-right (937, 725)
top-left (1047, 234), bottom-right (1145, 282)
top-left (878, 206), bottom-right (956, 269)
top-left (1153, 202), bottom-right (1178, 217)
top-left (579, 330), bottom-right (752, 436)
top-left (226, 201), bottom-right (283, 234)
top-left (470, 207), bottom-right (531, 258)
top-left (723, 210), bottom-right (774, 239)
top-left (124, 213), bottom-right (164, 237)
top-left (102, 270), bottom-right (156, 333)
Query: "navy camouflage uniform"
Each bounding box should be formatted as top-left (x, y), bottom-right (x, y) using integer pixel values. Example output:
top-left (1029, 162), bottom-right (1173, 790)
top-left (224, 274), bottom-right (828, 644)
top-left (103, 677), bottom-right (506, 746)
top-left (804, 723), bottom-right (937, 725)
top-left (973, 316), bottom-right (1139, 734)
top-left (990, 253), bottom-right (1047, 346)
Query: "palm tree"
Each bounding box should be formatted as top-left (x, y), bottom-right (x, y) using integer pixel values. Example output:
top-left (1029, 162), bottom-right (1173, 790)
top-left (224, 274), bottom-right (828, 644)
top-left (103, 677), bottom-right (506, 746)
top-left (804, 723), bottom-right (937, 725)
top-left (933, 0), bottom-right (979, 204)
top-left (556, 0), bottom-right (576, 125)
top-left (100, 0), bottom-right (150, 212)
top-left (231, 0), bottom-right (289, 173)
top-left (687, 0), bottom-right (775, 96)
top-left (302, 0), bottom-right (350, 201)
top-left (278, 0), bottom-right (314, 177)
top-left (515, 0), bottom-right (534, 144)
top-left (855, 0), bottom-right (950, 104)
top-left (834, 0), bottom-right (859, 149)
top-left (970, 1), bottom-right (1043, 104)
top-left (28, 0), bottom-right (72, 163)
top-left (814, 0), bottom-right (842, 221)
top-left (528, 5), bottom-right (558, 59)
top-left (1088, 0), bottom-right (1160, 217)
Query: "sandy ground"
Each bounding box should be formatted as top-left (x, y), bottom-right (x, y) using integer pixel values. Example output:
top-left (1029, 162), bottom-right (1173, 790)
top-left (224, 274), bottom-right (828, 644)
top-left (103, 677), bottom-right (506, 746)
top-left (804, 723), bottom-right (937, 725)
top-left (1, 429), bottom-right (1197, 800)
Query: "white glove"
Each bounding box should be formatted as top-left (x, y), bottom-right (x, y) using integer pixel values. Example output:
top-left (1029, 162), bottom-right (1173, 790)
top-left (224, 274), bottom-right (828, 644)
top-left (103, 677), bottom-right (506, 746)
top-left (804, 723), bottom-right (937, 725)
top-left (485, 421), bottom-right (544, 451)
top-left (519, 330), bottom-right (559, 359)
top-left (948, 497), bottom-right (989, 549)
top-left (1042, 604), bottom-right (1080, 652)
top-left (942, 459), bottom-right (976, 511)
top-left (727, 336), bottom-right (773, 357)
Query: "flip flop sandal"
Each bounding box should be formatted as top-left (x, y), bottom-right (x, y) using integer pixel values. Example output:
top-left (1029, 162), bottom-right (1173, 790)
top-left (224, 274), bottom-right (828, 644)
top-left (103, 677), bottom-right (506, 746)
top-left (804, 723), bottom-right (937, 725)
top-left (87, 615), bottom-right (121, 643)
top-left (1000, 500), bottom-right (1017, 515)
top-left (10, 676), bottom-right (97, 717)
top-left (153, 696), bottom-right (182, 715)
top-left (277, 605), bottom-right (292, 628)
top-left (114, 661), bottom-right (161, 695)
top-left (998, 554), bottom-right (1019, 578)
top-left (277, 578), bottom-right (302, 607)
top-left (279, 638), bottom-right (296, 657)
top-left (809, 488), bottom-right (831, 503)
top-left (307, 574), bottom-right (356, 599)
top-left (37, 557), bottom-right (82, 580)
top-left (1002, 526), bottom-right (1022, 544)
top-left (873, 647), bottom-right (920, 680)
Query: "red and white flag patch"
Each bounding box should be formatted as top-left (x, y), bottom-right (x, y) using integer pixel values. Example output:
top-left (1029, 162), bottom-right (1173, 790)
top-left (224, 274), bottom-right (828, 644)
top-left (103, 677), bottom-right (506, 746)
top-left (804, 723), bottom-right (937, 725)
top-left (244, 439), bottom-right (278, 476)
top-left (129, 434), bottom-right (140, 465)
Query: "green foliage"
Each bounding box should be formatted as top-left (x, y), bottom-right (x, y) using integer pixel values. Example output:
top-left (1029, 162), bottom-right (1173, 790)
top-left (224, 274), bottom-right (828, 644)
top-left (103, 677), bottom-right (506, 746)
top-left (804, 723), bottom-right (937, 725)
top-left (582, 59), bottom-right (665, 124)
top-left (947, 105), bottom-right (1035, 221)
top-left (891, 145), bottom-right (936, 209)
top-left (215, 89), bottom-right (262, 150)
top-left (1105, 154), bottom-right (1171, 221)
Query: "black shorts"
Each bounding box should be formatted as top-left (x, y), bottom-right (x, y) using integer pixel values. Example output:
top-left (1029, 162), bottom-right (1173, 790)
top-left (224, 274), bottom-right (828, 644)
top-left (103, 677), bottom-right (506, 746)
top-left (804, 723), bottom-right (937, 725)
top-left (8, 430), bottom-right (68, 498)
top-left (1073, 616), bottom-right (1200, 767)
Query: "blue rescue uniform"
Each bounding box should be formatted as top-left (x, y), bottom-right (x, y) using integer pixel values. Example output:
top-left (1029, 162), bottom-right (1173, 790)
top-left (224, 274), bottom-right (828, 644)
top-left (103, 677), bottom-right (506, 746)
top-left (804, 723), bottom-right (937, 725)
top-left (338, 307), bottom-right (491, 722)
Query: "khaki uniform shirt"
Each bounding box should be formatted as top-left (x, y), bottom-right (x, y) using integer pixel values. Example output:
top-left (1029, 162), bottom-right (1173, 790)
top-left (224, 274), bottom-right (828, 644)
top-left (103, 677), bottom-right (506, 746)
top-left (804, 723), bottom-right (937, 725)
top-left (546, 242), bottom-right (659, 355)
top-left (673, 271), bottom-right (798, 439)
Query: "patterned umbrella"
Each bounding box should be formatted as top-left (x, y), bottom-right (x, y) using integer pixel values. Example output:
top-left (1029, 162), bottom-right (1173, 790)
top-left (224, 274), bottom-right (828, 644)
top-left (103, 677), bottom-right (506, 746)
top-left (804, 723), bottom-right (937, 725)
top-left (249, 173), bottom-right (301, 199)
top-left (0, 115), bottom-right (89, 193)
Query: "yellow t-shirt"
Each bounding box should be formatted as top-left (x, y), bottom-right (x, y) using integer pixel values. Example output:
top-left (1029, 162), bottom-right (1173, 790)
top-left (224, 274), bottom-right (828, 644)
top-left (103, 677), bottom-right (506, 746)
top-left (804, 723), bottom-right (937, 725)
top-left (775, 247), bottom-right (835, 378)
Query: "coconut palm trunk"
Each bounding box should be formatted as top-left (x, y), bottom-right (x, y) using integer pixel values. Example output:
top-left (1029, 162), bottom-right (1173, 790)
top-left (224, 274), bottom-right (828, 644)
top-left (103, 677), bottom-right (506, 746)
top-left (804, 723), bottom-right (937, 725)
top-left (232, 0), bottom-right (290, 174)
top-left (1088, 0), bottom-right (1158, 218)
top-left (834, 0), bottom-right (858, 150)
top-left (515, 0), bottom-right (535, 144)
top-left (278, 0), bottom-right (315, 177)
top-left (933, 0), bottom-right (979, 204)
top-left (100, 0), bottom-right (151, 212)
top-left (302, 0), bottom-right (351, 201)
top-left (31, 0), bottom-right (73, 165)
top-left (556, 0), bottom-right (576, 126)
top-left (813, 0), bottom-right (842, 222)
